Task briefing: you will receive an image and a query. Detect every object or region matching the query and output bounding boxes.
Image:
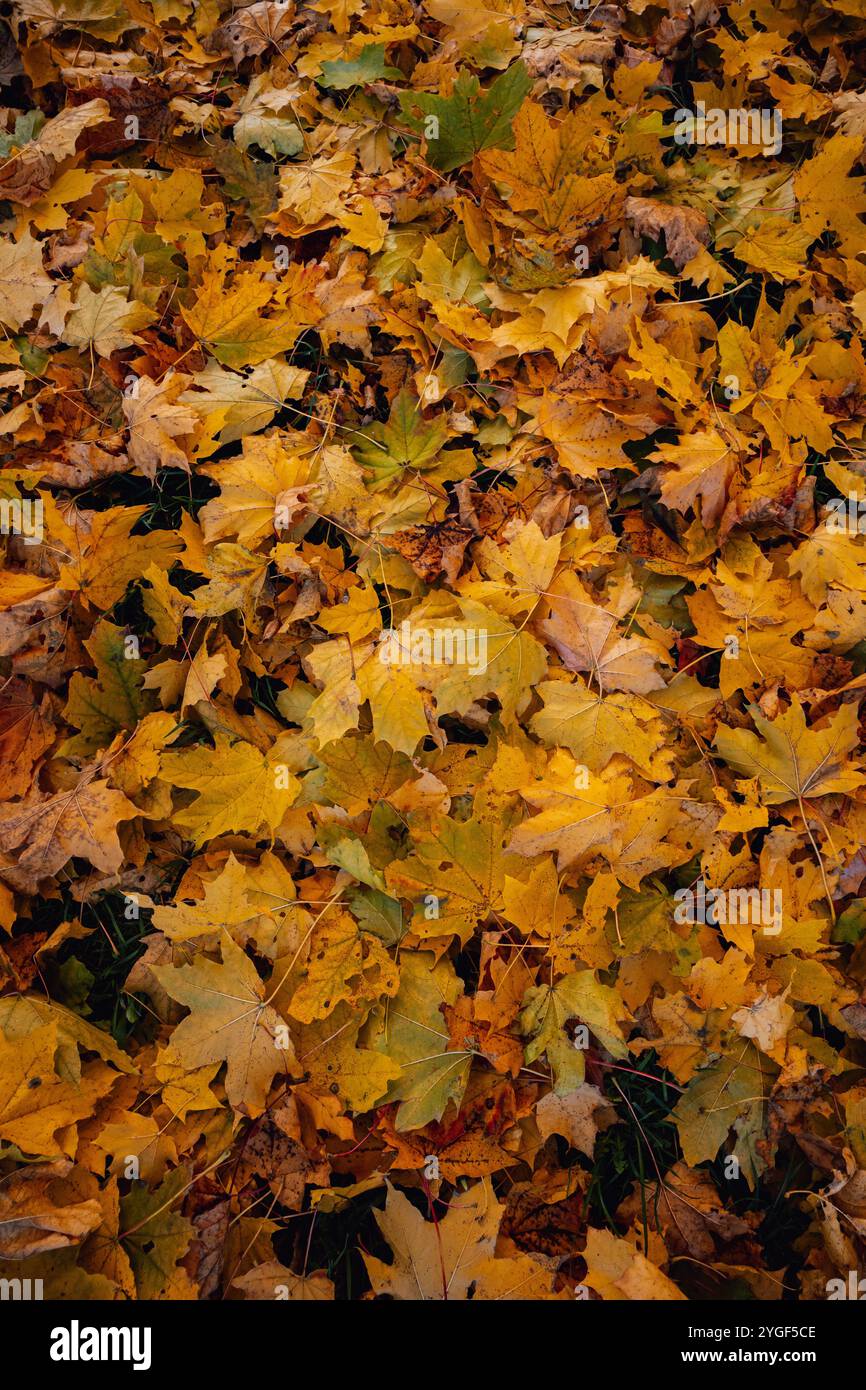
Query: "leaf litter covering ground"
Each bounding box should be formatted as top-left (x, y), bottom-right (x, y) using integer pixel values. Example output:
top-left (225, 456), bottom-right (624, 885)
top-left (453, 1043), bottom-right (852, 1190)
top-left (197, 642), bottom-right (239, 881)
top-left (3, 0), bottom-right (866, 1305)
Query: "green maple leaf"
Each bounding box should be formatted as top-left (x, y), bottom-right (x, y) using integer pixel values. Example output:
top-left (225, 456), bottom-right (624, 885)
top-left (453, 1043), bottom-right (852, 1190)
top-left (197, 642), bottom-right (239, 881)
top-left (365, 952), bottom-right (471, 1131)
top-left (519, 972), bottom-right (630, 1095)
top-left (353, 388), bottom-right (449, 486)
top-left (120, 1168), bottom-right (197, 1300)
top-left (673, 1043), bottom-right (777, 1182)
top-left (398, 63), bottom-right (531, 173)
top-left (319, 45), bottom-right (402, 90)
top-left (385, 796), bottom-right (524, 944)
top-left (61, 619), bottom-right (148, 756)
